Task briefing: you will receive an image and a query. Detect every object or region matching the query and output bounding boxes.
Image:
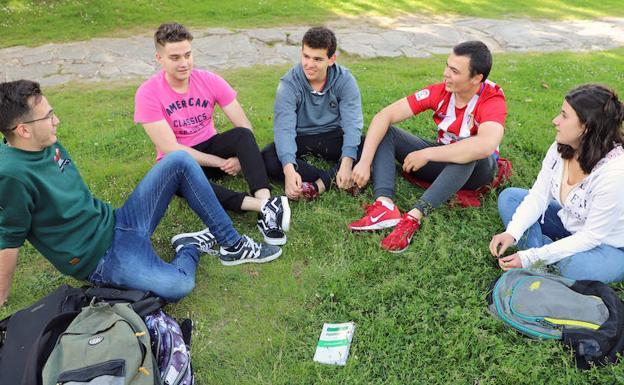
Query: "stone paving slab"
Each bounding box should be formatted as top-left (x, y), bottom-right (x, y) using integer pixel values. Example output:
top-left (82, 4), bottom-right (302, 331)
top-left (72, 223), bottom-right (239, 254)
top-left (1, 14), bottom-right (623, 87)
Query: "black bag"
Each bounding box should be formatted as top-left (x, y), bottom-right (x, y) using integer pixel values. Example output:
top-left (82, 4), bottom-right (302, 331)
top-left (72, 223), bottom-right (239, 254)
top-left (563, 280), bottom-right (624, 369)
top-left (0, 285), bottom-right (87, 385)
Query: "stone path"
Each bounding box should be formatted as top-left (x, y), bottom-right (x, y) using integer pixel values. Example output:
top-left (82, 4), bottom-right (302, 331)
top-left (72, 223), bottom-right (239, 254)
top-left (1, 14), bottom-right (623, 87)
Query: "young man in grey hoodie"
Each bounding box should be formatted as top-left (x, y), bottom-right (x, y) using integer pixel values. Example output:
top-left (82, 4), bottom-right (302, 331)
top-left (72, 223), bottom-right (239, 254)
top-left (262, 27), bottom-right (364, 200)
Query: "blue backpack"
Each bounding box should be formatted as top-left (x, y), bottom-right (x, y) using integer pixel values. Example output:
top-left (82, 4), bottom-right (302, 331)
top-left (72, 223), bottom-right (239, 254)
top-left (487, 269), bottom-right (624, 369)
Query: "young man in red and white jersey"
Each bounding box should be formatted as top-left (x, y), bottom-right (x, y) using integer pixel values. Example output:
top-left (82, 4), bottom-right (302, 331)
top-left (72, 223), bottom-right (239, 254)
top-left (349, 41), bottom-right (507, 252)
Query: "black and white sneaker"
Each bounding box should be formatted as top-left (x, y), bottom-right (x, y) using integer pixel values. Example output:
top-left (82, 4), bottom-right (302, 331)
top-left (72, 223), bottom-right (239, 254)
top-left (171, 228), bottom-right (218, 255)
top-left (257, 196), bottom-right (291, 245)
top-left (219, 235), bottom-right (282, 266)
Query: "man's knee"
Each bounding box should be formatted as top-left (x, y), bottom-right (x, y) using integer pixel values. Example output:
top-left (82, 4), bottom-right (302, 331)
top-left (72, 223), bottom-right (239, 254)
top-left (380, 125), bottom-right (399, 145)
top-left (158, 277), bottom-right (196, 302)
top-left (230, 126), bottom-right (255, 142)
top-left (161, 150), bottom-right (195, 168)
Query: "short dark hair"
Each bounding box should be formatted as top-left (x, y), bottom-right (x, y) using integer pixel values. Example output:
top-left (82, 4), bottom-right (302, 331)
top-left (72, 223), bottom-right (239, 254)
top-left (302, 27), bottom-right (337, 58)
top-left (0, 80), bottom-right (42, 138)
top-left (452, 41), bottom-right (492, 82)
top-left (154, 22), bottom-right (193, 48)
top-left (558, 84), bottom-right (624, 173)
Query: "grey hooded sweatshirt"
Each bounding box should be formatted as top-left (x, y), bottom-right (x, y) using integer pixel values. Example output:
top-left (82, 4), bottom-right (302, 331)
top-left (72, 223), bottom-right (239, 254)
top-left (273, 63), bottom-right (363, 168)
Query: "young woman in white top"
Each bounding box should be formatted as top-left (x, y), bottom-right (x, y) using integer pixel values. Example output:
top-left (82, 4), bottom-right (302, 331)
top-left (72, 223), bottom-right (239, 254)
top-left (490, 84), bottom-right (624, 282)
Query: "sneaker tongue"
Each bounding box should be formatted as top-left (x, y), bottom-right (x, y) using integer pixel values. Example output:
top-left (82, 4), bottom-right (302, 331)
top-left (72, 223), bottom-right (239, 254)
top-left (378, 199), bottom-right (395, 211)
top-left (406, 213), bottom-right (420, 224)
top-left (263, 209), bottom-right (278, 228)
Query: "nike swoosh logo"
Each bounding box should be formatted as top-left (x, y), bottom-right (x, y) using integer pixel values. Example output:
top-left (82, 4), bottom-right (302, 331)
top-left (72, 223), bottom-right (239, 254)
top-left (370, 213), bottom-right (386, 223)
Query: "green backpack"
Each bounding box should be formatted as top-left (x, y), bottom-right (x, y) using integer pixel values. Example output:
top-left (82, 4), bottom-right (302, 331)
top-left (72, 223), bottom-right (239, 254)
top-left (42, 301), bottom-right (160, 385)
top-left (487, 269), bottom-right (624, 369)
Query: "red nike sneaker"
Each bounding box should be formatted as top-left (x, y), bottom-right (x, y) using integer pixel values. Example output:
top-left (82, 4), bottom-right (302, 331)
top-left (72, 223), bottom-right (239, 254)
top-left (380, 213), bottom-right (421, 253)
top-left (348, 200), bottom-right (401, 231)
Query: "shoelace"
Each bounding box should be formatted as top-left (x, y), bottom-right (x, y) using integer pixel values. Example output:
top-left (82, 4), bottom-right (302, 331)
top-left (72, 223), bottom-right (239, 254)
top-left (241, 235), bottom-right (261, 258)
top-left (197, 238), bottom-right (218, 255)
top-left (392, 217), bottom-right (418, 238)
top-left (262, 205), bottom-right (279, 229)
top-left (364, 202), bottom-right (384, 217)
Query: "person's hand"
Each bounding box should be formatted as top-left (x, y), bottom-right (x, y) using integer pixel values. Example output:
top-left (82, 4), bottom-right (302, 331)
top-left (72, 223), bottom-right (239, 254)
top-left (498, 253), bottom-right (523, 271)
top-left (489, 232), bottom-right (516, 257)
top-left (352, 161), bottom-right (371, 188)
top-left (336, 159), bottom-right (353, 190)
top-left (220, 157), bottom-right (241, 176)
top-left (402, 149), bottom-right (430, 173)
top-left (284, 169), bottom-right (302, 200)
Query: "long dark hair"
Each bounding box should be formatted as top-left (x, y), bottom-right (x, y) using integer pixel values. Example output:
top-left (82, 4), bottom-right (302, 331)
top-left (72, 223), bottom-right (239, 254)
top-left (558, 84), bottom-right (624, 173)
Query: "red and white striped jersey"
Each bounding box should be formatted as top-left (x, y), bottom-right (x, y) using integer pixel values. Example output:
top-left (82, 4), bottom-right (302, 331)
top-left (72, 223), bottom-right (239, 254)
top-left (406, 81), bottom-right (506, 145)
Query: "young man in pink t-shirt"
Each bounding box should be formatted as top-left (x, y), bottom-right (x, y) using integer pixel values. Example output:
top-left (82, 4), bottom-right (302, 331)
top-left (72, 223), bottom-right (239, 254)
top-left (135, 23), bottom-right (290, 246)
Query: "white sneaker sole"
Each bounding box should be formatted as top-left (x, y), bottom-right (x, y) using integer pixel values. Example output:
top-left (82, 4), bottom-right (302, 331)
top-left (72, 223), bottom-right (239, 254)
top-left (349, 218), bottom-right (400, 231)
top-left (280, 196), bottom-right (291, 232)
top-left (220, 248), bottom-right (282, 266)
top-left (257, 224), bottom-right (287, 246)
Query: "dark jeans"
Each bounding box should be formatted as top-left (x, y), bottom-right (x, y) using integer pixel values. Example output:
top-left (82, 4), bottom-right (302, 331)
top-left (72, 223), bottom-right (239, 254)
top-left (373, 126), bottom-right (497, 216)
top-left (192, 127), bottom-right (270, 212)
top-left (88, 151), bottom-right (241, 302)
top-left (262, 130), bottom-right (364, 190)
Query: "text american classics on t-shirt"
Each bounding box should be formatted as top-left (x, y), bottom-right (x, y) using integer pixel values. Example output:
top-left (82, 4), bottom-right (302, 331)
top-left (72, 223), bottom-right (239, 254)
top-left (166, 97), bottom-right (211, 135)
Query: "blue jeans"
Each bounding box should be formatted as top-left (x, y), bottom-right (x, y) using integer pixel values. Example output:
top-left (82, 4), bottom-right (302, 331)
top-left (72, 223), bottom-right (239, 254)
top-left (498, 187), bottom-right (624, 283)
top-left (88, 151), bottom-right (241, 302)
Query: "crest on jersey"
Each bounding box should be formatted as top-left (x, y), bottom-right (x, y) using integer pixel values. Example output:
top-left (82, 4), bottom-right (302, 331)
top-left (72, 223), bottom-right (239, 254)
top-left (415, 89), bottom-right (430, 101)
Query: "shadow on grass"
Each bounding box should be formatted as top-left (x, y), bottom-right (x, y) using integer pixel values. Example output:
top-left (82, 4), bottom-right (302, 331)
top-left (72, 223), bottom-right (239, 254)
top-left (326, 0), bottom-right (624, 20)
top-left (2, 0), bottom-right (623, 48)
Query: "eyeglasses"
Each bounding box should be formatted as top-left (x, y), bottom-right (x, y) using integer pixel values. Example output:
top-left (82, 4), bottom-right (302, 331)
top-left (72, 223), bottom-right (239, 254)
top-left (10, 110), bottom-right (55, 131)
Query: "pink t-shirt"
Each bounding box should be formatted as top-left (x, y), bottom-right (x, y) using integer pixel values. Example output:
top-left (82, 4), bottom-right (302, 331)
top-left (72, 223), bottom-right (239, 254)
top-left (134, 69), bottom-right (237, 160)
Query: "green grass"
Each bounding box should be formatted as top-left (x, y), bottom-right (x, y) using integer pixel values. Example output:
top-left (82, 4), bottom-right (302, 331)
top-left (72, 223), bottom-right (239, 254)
top-left (2, 48), bottom-right (624, 384)
top-left (1, 0), bottom-right (624, 48)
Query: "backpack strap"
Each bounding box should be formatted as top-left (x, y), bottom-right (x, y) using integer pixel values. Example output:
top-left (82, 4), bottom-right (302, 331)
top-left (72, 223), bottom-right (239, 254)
top-left (132, 297), bottom-right (165, 318)
top-left (83, 286), bottom-right (164, 317)
top-left (84, 286), bottom-right (152, 303)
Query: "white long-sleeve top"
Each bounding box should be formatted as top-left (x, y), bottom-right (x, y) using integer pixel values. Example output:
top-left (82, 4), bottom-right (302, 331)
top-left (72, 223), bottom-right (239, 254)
top-left (506, 142), bottom-right (624, 267)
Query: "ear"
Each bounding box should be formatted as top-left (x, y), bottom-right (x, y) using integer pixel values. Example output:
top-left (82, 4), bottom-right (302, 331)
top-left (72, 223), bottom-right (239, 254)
top-left (471, 73), bottom-right (484, 85)
top-left (327, 53), bottom-right (337, 67)
top-left (155, 50), bottom-right (163, 65)
top-left (13, 123), bottom-right (33, 140)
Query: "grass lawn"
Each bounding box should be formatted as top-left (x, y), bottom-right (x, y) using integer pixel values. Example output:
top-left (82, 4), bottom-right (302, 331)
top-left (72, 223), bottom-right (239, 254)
top-left (1, 0), bottom-right (624, 48)
top-left (2, 48), bottom-right (624, 384)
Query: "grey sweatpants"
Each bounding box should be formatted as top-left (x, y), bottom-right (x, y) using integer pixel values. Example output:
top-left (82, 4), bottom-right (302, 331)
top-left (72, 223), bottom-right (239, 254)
top-left (372, 126), bottom-right (497, 216)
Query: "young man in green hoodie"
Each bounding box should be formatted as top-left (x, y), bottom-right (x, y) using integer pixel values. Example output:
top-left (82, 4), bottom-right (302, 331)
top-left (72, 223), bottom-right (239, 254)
top-left (262, 27), bottom-right (364, 200)
top-left (0, 80), bottom-right (281, 305)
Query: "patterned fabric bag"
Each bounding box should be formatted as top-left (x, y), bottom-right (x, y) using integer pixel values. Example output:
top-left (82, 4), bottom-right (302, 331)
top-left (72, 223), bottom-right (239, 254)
top-left (145, 310), bottom-right (194, 385)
